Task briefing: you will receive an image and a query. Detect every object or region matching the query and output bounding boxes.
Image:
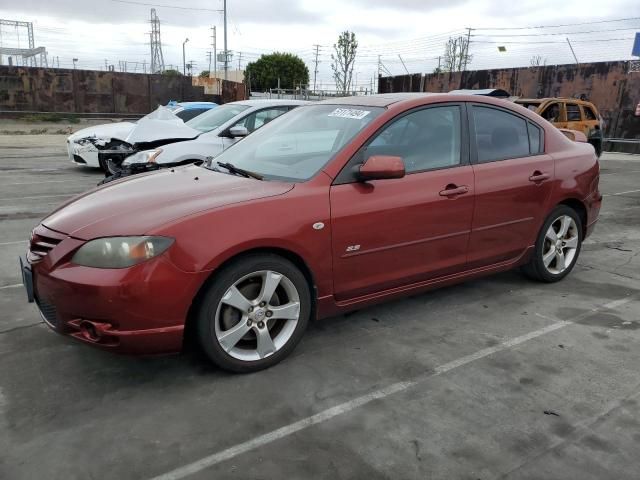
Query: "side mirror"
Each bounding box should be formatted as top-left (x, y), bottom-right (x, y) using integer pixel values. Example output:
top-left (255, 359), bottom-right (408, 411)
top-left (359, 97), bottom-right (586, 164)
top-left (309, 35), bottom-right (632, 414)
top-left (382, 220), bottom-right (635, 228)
top-left (358, 155), bottom-right (405, 181)
top-left (228, 125), bottom-right (249, 138)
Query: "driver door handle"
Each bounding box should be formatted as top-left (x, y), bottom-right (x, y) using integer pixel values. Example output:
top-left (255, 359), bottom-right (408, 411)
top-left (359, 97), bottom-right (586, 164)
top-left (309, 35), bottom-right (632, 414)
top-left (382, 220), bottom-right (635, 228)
top-left (439, 184), bottom-right (469, 197)
top-left (529, 171), bottom-right (550, 183)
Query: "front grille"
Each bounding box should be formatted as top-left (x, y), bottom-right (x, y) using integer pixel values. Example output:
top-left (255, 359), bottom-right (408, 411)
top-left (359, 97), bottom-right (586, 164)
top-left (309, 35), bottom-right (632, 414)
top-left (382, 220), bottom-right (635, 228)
top-left (27, 226), bottom-right (65, 264)
top-left (72, 154), bottom-right (87, 164)
top-left (36, 296), bottom-right (58, 328)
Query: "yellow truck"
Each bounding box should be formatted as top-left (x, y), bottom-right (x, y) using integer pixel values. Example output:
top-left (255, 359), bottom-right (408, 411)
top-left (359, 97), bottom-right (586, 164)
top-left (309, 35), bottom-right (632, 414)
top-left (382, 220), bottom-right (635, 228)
top-left (515, 97), bottom-right (604, 157)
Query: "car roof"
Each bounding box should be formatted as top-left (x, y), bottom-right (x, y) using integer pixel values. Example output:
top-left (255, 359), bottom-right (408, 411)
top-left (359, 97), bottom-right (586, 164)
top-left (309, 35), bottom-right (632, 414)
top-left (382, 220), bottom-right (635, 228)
top-left (177, 102), bottom-right (218, 109)
top-left (319, 93), bottom-right (439, 107)
top-left (231, 99), bottom-right (312, 107)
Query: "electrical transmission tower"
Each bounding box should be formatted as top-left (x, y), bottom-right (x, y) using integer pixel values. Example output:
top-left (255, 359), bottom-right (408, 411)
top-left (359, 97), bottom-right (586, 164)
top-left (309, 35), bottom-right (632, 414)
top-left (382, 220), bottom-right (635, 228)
top-left (149, 9), bottom-right (165, 73)
top-left (0, 19), bottom-right (47, 67)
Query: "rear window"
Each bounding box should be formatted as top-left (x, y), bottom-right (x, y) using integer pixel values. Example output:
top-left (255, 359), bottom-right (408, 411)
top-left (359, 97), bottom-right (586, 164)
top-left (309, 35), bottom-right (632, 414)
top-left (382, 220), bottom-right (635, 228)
top-left (566, 104), bottom-right (581, 121)
top-left (175, 108), bottom-right (207, 122)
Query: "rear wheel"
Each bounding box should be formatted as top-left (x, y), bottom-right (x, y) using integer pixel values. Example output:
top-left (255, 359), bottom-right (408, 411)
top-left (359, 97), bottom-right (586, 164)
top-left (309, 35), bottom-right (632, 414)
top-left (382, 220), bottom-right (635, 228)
top-left (522, 205), bottom-right (582, 283)
top-left (196, 254), bottom-right (311, 372)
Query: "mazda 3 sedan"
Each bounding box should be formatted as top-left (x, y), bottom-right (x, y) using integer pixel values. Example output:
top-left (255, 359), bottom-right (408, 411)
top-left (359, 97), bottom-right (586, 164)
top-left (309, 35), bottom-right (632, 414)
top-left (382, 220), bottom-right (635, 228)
top-left (21, 93), bottom-right (602, 372)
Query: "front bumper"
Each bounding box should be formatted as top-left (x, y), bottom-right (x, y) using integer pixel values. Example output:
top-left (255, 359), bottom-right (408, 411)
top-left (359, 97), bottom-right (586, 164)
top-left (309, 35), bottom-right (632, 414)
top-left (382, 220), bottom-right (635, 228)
top-left (26, 229), bottom-right (208, 355)
top-left (68, 140), bottom-right (100, 168)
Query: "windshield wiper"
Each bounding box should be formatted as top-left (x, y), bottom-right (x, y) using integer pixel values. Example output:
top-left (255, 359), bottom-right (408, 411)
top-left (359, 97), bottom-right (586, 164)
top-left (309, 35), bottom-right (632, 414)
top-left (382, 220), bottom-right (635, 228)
top-left (216, 161), bottom-right (263, 180)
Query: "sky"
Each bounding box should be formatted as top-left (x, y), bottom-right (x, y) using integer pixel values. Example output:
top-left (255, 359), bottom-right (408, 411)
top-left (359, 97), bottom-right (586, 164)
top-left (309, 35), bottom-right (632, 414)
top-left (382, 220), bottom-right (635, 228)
top-left (0, 0), bottom-right (638, 90)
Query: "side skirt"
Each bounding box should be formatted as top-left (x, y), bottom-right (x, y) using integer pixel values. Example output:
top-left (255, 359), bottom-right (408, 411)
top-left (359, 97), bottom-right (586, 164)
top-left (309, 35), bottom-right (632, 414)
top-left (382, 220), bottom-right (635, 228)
top-left (316, 246), bottom-right (534, 319)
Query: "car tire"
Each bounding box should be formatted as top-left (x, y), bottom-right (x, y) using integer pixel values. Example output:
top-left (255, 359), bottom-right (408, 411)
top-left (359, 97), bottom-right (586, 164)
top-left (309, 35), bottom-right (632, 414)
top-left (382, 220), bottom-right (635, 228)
top-left (522, 205), bottom-right (583, 283)
top-left (195, 253), bottom-right (311, 373)
top-left (98, 157), bottom-right (109, 175)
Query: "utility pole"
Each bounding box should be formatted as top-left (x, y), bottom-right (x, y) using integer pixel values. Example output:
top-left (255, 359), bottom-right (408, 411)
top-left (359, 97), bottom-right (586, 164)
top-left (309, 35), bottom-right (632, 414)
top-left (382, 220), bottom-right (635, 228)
top-left (210, 26), bottom-right (217, 78)
top-left (398, 54), bottom-right (409, 74)
top-left (566, 38), bottom-right (579, 65)
top-left (312, 44), bottom-right (321, 93)
top-left (207, 51), bottom-right (212, 74)
top-left (238, 51), bottom-right (242, 71)
top-left (463, 27), bottom-right (472, 71)
top-left (223, 0), bottom-right (228, 81)
top-left (104, 59), bottom-right (108, 71)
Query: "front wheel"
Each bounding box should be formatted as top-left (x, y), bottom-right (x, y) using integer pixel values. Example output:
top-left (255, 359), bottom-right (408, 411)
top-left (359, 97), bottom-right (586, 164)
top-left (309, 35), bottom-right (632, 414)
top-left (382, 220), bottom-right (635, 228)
top-left (196, 254), bottom-right (311, 372)
top-left (522, 205), bottom-right (583, 283)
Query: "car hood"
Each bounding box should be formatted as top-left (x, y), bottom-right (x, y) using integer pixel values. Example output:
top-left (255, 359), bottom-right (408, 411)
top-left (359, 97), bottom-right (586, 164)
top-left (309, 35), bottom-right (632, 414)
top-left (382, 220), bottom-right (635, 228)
top-left (42, 166), bottom-right (294, 239)
top-left (68, 122), bottom-right (136, 142)
top-left (124, 107), bottom-right (201, 144)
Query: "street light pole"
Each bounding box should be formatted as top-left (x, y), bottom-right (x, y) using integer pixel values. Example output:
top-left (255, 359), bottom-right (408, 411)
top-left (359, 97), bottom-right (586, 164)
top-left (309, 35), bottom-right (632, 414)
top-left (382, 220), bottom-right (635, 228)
top-left (183, 38), bottom-right (189, 75)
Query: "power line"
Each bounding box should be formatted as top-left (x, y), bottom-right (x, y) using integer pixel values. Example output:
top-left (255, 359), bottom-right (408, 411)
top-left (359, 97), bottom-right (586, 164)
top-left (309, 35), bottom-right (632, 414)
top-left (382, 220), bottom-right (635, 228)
top-left (473, 16), bottom-right (640, 30)
top-left (472, 26), bottom-right (640, 37)
top-left (111, 0), bottom-right (223, 12)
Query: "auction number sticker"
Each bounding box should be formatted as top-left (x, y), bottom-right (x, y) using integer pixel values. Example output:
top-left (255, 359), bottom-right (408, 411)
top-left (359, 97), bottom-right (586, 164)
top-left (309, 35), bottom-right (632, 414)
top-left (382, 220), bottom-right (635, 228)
top-left (328, 108), bottom-right (371, 120)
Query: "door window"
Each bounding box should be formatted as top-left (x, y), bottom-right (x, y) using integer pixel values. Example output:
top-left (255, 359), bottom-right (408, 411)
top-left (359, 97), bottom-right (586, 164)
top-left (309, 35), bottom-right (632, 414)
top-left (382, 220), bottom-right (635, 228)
top-left (566, 104), bottom-right (582, 121)
top-left (472, 106), bottom-right (531, 162)
top-left (540, 103), bottom-right (561, 122)
top-left (236, 107), bottom-right (288, 133)
top-left (366, 105), bottom-right (462, 173)
top-left (583, 105), bottom-right (597, 120)
top-left (527, 122), bottom-right (543, 154)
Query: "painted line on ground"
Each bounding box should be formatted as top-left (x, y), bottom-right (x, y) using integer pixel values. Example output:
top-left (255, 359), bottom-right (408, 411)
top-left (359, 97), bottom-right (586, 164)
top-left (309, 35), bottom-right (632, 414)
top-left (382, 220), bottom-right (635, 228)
top-left (0, 284), bottom-right (22, 290)
top-left (149, 295), bottom-right (635, 480)
top-left (0, 193), bottom-right (80, 202)
top-left (0, 179), bottom-right (93, 186)
top-left (604, 189), bottom-right (640, 197)
top-left (0, 240), bottom-right (26, 246)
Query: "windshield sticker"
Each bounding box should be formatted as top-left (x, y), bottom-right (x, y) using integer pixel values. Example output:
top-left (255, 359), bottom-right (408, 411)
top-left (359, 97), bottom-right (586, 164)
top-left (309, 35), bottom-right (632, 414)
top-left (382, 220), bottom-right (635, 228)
top-left (328, 108), bottom-right (371, 120)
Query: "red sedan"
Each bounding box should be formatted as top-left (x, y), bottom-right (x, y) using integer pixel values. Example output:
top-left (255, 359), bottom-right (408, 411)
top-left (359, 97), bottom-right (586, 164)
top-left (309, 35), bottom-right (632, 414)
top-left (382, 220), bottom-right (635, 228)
top-left (20, 93), bottom-right (602, 372)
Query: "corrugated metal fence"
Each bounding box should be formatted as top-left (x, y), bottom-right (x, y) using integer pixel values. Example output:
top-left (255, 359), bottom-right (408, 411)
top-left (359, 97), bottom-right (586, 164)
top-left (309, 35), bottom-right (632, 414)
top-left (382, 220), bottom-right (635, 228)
top-left (378, 61), bottom-right (640, 151)
top-left (0, 66), bottom-right (248, 114)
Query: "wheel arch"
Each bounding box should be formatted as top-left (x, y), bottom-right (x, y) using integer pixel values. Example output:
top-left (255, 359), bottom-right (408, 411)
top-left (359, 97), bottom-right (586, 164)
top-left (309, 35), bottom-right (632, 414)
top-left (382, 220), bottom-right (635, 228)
top-left (557, 197), bottom-right (588, 237)
top-left (183, 246), bottom-right (318, 350)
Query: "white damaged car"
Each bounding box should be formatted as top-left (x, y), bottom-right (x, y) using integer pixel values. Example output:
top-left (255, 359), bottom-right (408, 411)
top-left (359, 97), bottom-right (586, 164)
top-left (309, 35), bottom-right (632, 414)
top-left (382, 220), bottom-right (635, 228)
top-left (99, 99), bottom-right (310, 183)
top-left (67, 102), bottom-right (217, 171)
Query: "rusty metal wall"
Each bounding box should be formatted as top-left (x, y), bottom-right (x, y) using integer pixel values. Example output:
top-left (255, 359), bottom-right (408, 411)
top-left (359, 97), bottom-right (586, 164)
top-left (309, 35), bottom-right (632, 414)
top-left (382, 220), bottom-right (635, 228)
top-left (0, 66), bottom-right (249, 114)
top-left (378, 61), bottom-right (640, 146)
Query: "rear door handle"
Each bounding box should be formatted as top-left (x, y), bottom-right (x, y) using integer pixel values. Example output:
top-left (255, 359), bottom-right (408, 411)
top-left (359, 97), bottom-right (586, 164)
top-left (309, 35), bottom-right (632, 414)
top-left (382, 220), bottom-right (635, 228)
top-left (439, 184), bottom-right (469, 197)
top-left (529, 171), bottom-right (550, 183)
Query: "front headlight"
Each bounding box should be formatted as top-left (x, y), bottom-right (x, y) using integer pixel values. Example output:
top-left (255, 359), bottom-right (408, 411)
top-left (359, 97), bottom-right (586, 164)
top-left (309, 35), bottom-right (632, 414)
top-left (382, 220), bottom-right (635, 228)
top-left (122, 149), bottom-right (162, 166)
top-left (71, 236), bottom-right (174, 268)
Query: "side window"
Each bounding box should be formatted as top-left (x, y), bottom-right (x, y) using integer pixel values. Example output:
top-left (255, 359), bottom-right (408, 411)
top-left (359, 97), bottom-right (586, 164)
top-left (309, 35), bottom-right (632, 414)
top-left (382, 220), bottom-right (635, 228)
top-left (527, 122), bottom-right (543, 154)
top-left (472, 106), bottom-right (530, 162)
top-left (566, 104), bottom-right (581, 121)
top-left (366, 105), bottom-right (461, 173)
top-left (583, 106), bottom-right (597, 121)
top-left (540, 102), bottom-right (561, 122)
top-left (237, 107), bottom-right (288, 133)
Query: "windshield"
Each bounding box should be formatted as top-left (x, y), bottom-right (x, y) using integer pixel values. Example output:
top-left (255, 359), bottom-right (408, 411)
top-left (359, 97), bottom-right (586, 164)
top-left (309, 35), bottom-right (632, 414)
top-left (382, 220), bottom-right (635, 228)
top-left (208, 104), bottom-right (383, 182)
top-left (186, 103), bottom-right (250, 132)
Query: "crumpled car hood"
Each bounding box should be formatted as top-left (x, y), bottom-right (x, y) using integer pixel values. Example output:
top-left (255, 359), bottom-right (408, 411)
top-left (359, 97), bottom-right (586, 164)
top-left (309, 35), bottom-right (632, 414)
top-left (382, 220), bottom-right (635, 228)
top-left (42, 166), bottom-right (294, 239)
top-left (68, 122), bottom-right (136, 143)
top-left (124, 106), bottom-right (201, 144)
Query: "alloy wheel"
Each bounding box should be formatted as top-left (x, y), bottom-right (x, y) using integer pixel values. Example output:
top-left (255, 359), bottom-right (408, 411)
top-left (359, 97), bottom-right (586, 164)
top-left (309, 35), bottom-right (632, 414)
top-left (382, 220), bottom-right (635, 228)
top-left (542, 215), bottom-right (579, 275)
top-left (214, 270), bottom-right (301, 361)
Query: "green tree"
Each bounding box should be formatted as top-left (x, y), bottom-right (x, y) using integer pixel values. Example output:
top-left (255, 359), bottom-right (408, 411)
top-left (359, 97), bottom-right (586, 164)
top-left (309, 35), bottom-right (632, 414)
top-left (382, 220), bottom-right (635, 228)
top-left (199, 70), bottom-right (210, 78)
top-left (162, 69), bottom-right (182, 76)
top-left (244, 52), bottom-right (309, 91)
top-left (331, 31), bottom-right (358, 94)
